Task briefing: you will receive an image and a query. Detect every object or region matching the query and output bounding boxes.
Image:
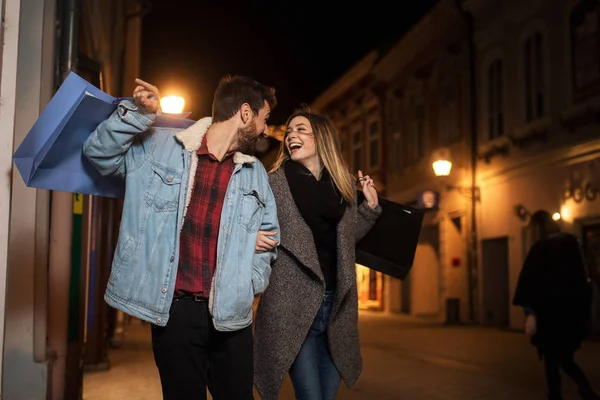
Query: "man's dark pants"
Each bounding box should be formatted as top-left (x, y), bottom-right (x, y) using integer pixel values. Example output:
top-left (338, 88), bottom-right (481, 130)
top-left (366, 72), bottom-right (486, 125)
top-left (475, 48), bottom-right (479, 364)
top-left (151, 297), bottom-right (254, 400)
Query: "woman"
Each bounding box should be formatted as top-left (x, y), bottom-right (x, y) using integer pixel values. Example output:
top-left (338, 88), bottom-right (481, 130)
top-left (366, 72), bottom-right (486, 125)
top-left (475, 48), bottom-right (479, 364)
top-left (253, 109), bottom-right (381, 400)
top-left (513, 210), bottom-right (599, 400)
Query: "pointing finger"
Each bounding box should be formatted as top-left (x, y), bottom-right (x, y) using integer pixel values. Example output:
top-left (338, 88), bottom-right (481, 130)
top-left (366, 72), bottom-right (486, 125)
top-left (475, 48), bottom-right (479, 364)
top-left (135, 79), bottom-right (160, 96)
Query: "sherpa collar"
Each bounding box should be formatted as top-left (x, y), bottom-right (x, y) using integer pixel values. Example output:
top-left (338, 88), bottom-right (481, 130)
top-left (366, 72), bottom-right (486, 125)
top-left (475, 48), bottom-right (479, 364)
top-left (174, 116), bottom-right (256, 164)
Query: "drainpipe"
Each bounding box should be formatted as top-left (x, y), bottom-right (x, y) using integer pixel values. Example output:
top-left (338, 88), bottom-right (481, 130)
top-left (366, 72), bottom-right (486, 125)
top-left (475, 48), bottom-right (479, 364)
top-left (119, 0), bottom-right (152, 95)
top-left (456, 0), bottom-right (478, 323)
top-left (47, 0), bottom-right (79, 398)
top-left (59, 0), bottom-right (79, 82)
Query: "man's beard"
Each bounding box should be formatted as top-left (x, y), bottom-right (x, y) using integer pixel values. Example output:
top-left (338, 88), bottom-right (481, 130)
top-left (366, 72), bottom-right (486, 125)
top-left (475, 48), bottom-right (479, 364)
top-left (237, 123), bottom-right (259, 155)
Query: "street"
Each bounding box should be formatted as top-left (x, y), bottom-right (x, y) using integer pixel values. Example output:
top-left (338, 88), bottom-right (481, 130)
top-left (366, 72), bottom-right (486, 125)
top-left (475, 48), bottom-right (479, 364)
top-left (83, 312), bottom-right (600, 399)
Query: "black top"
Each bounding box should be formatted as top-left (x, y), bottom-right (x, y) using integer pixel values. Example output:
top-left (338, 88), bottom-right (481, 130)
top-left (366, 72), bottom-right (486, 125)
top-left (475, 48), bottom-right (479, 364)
top-left (285, 161), bottom-right (346, 290)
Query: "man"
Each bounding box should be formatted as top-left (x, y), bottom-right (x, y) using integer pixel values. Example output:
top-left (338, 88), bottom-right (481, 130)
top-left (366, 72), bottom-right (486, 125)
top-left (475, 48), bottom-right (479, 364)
top-left (83, 75), bottom-right (280, 399)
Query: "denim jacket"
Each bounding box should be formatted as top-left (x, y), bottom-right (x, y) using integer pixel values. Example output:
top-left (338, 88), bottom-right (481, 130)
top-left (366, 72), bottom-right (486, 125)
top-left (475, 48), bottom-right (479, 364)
top-left (83, 100), bottom-right (279, 331)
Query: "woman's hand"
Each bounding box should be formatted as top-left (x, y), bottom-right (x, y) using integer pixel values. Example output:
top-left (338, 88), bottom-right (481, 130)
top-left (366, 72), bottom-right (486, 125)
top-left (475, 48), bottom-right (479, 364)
top-left (525, 314), bottom-right (537, 336)
top-left (357, 170), bottom-right (378, 209)
top-left (256, 231), bottom-right (278, 253)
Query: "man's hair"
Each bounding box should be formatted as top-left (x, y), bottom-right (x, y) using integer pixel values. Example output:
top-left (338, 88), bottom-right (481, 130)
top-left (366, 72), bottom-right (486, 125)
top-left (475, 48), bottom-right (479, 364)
top-left (212, 75), bottom-right (277, 123)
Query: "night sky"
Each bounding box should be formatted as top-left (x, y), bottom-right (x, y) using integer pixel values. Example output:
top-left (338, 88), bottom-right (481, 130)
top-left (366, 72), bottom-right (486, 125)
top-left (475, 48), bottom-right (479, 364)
top-left (141, 0), bottom-right (438, 125)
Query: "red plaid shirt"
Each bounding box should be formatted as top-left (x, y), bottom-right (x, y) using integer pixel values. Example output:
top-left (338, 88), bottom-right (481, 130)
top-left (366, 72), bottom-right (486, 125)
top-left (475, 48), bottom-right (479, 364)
top-left (174, 136), bottom-right (235, 298)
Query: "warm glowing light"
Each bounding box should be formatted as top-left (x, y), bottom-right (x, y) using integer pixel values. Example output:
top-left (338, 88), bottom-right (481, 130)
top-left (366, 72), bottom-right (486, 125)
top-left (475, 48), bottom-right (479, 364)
top-left (559, 204), bottom-right (573, 223)
top-left (432, 159), bottom-right (453, 177)
top-left (268, 125), bottom-right (286, 141)
top-left (552, 212), bottom-right (561, 221)
top-left (160, 96), bottom-right (185, 114)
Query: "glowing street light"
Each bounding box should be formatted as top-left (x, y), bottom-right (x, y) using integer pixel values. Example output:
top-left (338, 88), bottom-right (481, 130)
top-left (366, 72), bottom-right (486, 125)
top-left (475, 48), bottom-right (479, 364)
top-left (160, 95), bottom-right (185, 114)
top-left (432, 159), bottom-right (453, 177)
top-left (431, 150), bottom-right (479, 200)
top-left (552, 212), bottom-right (561, 221)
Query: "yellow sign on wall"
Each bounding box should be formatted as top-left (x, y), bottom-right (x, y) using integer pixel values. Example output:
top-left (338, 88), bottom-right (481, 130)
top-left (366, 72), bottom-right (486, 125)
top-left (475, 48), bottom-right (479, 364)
top-left (73, 193), bottom-right (83, 215)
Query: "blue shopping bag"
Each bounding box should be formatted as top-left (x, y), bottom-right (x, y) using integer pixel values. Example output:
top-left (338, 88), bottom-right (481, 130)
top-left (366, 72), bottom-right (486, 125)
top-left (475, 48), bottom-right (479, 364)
top-left (13, 71), bottom-right (194, 198)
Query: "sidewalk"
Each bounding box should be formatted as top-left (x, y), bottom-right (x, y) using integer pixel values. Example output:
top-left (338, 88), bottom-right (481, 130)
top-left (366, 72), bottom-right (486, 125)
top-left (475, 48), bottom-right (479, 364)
top-left (83, 312), bottom-right (600, 399)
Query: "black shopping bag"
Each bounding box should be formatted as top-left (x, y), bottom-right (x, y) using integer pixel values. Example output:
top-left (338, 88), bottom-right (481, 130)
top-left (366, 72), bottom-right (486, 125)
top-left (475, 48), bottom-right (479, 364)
top-left (356, 191), bottom-right (423, 280)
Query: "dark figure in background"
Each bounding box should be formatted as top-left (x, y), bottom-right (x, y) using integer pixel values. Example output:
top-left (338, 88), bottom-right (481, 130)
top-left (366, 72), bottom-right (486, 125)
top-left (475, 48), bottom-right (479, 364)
top-left (513, 210), bottom-right (599, 400)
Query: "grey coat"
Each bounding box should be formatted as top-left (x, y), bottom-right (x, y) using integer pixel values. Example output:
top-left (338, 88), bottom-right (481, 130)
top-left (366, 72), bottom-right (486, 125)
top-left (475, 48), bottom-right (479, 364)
top-left (253, 167), bottom-right (381, 400)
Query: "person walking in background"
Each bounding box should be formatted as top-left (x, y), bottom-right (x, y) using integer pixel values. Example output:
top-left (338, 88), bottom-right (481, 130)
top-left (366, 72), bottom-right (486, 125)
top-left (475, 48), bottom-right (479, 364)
top-left (513, 210), bottom-right (599, 400)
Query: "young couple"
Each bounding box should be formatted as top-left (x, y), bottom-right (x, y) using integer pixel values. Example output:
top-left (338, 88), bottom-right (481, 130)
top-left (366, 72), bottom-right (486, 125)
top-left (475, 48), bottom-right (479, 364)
top-left (83, 75), bottom-right (380, 400)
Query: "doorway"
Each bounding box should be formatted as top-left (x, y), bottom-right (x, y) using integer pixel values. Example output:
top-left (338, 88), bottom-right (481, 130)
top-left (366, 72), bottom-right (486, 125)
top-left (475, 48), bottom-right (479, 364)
top-left (582, 223), bottom-right (600, 337)
top-left (481, 237), bottom-right (510, 326)
top-left (410, 224), bottom-right (440, 317)
top-left (356, 265), bottom-right (384, 311)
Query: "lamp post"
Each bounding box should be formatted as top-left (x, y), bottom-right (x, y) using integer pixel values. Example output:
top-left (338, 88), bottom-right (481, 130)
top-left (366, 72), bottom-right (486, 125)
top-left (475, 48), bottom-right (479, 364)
top-left (160, 95), bottom-right (185, 114)
top-left (432, 154), bottom-right (479, 323)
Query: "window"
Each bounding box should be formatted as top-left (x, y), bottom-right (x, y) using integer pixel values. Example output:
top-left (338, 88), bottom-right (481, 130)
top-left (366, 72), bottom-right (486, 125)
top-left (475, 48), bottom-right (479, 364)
top-left (403, 130), bottom-right (414, 167)
top-left (488, 59), bottom-right (505, 139)
top-left (403, 102), bottom-right (425, 167)
top-left (390, 91), bottom-right (402, 124)
top-left (523, 32), bottom-right (545, 121)
top-left (351, 128), bottom-right (363, 172)
top-left (571, 0), bottom-right (600, 100)
top-left (413, 105), bottom-right (425, 160)
top-left (440, 80), bottom-right (460, 145)
top-left (368, 269), bottom-right (378, 300)
top-left (368, 120), bottom-right (381, 169)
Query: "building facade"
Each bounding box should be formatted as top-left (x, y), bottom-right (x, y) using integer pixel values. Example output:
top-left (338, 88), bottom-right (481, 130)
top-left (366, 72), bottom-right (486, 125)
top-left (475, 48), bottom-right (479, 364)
top-left (311, 0), bottom-right (473, 319)
top-left (465, 0), bottom-right (600, 330)
top-left (372, 0), bottom-right (472, 322)
top-left (1, 0), bottom-right (144, 398)
top-left (309, 0), bottom-right (600, 330)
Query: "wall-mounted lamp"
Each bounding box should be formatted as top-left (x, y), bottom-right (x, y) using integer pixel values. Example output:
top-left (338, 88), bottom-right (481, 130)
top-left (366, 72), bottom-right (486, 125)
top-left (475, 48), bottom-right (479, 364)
top-left (514, 204), bottom-right (531, 222)
top-left (513, 205), bottom-right (562, 223)
top-left (432, 159), bottom-right (452, 177)
top-left (563, 183), bottom-right (598, 203)
top-left (552, 212), bottom-right (561, 221)
top-left (432, 157), bottom-right (480, 201)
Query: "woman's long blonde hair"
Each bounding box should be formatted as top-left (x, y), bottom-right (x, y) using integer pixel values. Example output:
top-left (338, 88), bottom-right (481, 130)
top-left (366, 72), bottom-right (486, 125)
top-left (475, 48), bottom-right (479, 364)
top-left (270, 109), bottom-right (355, 203)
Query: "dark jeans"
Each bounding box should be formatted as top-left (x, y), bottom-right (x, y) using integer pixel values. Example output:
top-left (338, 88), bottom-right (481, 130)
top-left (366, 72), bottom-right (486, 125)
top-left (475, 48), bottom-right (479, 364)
top-left (289, 291), bottom-right (340, 400)
top-left (151, 297), bottom-right (254, 400)
top-left (544, 351), bottom-right (598, 400)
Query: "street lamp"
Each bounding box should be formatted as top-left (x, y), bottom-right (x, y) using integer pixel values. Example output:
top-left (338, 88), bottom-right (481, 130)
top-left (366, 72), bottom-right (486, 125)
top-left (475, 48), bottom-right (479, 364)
top-left (432, 156), bottom-right (480, 201)
top-left (432, 159), bottom-right (452, 177)
top-left (431, 149), bottom-right (479, 325)
top-left (160, 95), bottom-right (185, 114)
top-left (552, 212), bottom-right (561, 221)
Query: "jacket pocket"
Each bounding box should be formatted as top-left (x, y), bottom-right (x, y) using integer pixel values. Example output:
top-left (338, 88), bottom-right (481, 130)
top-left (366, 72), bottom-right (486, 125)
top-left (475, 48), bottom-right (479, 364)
top-left (110, 236), bottom-right (135, 282)
top-left (236, 283), bottom-right (254, 321)
top-left (238, 187), bottom-right (265, 233)
top-left (144, 164), bottom-right (182, 212)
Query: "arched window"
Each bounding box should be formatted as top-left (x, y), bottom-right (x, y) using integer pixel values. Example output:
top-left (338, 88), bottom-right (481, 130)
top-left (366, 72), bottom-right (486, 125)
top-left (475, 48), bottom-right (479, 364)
top-left (487, 58), bottom-right (505, 139)
top-left (523, 32), bottom-right (545, 121)
top-left (571, 0), bottom-right (600, 100)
